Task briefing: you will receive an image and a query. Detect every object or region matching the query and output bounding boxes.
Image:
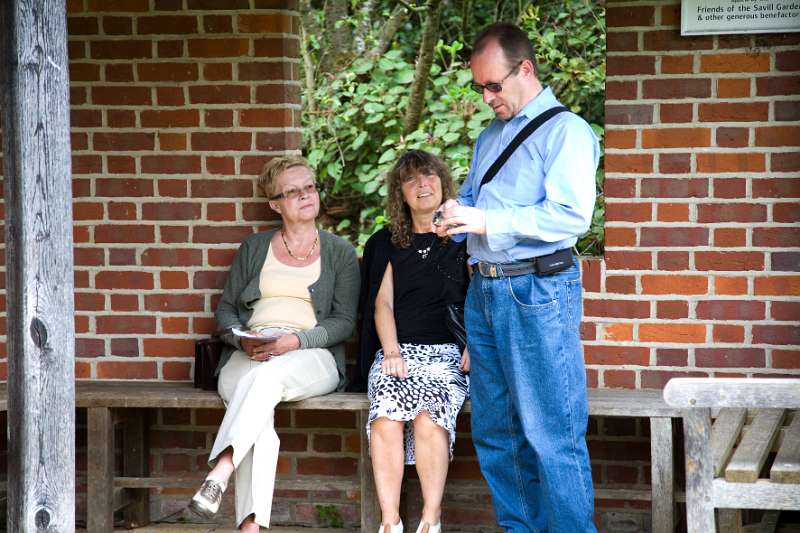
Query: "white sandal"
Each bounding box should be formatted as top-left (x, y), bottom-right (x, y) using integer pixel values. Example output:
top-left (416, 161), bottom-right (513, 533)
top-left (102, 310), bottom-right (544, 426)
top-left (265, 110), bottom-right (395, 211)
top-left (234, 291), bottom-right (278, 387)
top-left (379, 518), bottom-right (403, 533)
top-left (415, 521), bottom-right (441, 533)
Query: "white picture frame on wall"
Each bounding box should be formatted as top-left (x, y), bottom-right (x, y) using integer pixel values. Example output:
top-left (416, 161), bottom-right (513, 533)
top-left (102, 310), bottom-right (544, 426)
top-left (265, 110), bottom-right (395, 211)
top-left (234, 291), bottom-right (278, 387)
top-left (682, 0), bottom-right (800, 35)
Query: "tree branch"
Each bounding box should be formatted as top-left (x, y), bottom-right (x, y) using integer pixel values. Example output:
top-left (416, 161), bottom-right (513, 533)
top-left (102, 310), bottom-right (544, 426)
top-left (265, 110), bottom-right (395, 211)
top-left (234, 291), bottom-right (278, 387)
top-left (354, 0), bottom-right (377, 55)
top-left (369, 3), bottom-right (409, 58)
top-left (321, 0), bottom-right (353, 73)
top-left (395, 0), bottom-right (427, 13)
top-left (403, 0), bottom-right (442, 134)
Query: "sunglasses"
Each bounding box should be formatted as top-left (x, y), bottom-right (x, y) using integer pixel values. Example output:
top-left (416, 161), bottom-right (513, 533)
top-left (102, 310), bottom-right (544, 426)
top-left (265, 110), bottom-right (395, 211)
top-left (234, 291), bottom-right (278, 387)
top-left (270, 182), bottom-right (318, 201)
top-left (470, 61), bottom-right (523, 94)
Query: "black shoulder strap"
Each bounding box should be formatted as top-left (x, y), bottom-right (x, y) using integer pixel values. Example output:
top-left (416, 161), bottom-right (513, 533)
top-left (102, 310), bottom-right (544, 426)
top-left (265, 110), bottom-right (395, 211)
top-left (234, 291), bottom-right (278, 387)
top-left (478, 105), bottom-right (569, 191)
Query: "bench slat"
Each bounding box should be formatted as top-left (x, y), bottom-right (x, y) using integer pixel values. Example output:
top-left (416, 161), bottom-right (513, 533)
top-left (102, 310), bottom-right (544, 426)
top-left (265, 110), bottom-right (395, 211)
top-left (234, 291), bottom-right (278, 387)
top-left (771, 412), bottom-right (800, 483)
top-left (757, 510), bottom-right (780, 533)
top-left (710, 408), bottom-right (746, 477)
top-left (725, 408), bottom-right (785, 482)
top-left (664, 378), bottom-right (800, 409)
top-left (115, 476), bottom-right (360, 492)
top-left (588, 388), bottom-right (681, 417)
top-left (713, 478), bottom-right (800, 509)
top-left (0, 381), bottom-right (681, 416)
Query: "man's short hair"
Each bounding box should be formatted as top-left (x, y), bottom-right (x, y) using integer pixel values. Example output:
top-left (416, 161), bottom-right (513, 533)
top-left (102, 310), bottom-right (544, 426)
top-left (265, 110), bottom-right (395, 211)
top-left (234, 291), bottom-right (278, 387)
top-left (472, 22), bottom-right (538, 77)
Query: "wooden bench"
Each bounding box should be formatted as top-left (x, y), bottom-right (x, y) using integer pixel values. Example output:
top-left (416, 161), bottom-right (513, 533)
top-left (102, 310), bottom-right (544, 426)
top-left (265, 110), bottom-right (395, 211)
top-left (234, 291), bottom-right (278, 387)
top-left (664, 377), bottom-right (800, 533)
top-left (1, 381), bottom-right (682, 532)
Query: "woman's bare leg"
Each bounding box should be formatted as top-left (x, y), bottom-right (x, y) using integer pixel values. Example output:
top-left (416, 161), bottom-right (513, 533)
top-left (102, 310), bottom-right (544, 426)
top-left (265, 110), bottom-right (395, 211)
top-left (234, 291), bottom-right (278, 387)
top-left (208, 446), bottom-right (235, 484)
top-left (370, 417), bottom-right (406, 526)
top-left (412, 412), bottom-right (449, 526)
top-left (239, 514), bottom-right (260, 532)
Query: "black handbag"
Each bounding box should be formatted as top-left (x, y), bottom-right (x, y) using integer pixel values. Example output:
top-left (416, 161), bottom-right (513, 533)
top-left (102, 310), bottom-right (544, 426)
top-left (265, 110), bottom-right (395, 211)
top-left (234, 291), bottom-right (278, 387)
top-left (194, 337), bottom-right (224, 391)
top-left (445, 303), bottom-right (467, 353)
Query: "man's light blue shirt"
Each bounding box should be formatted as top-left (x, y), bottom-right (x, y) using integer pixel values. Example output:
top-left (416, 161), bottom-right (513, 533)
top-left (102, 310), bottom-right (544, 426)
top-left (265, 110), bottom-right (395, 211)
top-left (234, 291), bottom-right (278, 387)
top-left (458, 86), bottom-right (600, 264)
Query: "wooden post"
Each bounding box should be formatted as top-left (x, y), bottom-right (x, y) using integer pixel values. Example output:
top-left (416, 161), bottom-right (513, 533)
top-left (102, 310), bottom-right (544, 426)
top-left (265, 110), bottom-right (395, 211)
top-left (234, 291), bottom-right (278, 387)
top-left (650, 417), bottom-right (675, 533)
top-left (683, 409), bottom-right (716, 533)
top-left (123, 409), bottom-right (150, 528)
top-left (87, 408), bottom-right (114, 532)
top-left (358, 410), bottom-right (381, 530)
top-left (0, 1), bottom-right (75, 531)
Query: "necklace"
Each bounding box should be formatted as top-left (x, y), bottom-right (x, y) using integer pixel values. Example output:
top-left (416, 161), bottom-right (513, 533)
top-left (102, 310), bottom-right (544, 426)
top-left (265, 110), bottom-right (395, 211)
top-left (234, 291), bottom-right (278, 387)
top-left (415, 234), bottom-right (435, 260)
top-left (281, 229), bottom-right (319, 261)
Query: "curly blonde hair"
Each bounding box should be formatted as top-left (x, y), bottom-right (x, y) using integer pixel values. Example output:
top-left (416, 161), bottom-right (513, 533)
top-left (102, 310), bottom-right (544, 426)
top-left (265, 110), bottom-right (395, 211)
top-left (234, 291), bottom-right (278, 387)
top-left (386, 150), bottom-right (455, 249)
top-left (258, 156), bottom-right (315, 198)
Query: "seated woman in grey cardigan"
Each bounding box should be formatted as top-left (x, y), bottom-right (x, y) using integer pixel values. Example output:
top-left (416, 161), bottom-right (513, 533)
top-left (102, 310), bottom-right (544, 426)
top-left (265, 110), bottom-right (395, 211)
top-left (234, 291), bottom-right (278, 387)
top-left (189, 156), bottom-right (360, 532)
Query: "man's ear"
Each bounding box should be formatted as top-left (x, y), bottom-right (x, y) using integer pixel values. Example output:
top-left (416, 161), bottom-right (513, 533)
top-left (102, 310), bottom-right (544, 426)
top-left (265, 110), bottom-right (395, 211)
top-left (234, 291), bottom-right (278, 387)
top-left (520, 58), bottom-right (537, 78)
top-left (269, 201), bottom-right (280, 212)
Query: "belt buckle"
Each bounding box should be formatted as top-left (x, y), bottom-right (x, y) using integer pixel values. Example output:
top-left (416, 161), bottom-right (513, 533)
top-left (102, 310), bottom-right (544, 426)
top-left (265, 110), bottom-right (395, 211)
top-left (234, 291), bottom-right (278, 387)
top-left (478, 262), bottom-right (499, 278)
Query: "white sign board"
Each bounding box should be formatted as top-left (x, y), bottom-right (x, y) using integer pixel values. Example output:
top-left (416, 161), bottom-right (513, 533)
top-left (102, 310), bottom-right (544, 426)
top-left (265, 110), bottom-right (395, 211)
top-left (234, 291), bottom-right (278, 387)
top-left (682, 0), bottom-right (800, 35)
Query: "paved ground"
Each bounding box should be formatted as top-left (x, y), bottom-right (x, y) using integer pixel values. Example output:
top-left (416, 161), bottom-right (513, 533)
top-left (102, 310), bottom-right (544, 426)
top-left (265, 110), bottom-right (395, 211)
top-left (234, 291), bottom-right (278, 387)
top-left (77, 526), bottom-right (359, 533)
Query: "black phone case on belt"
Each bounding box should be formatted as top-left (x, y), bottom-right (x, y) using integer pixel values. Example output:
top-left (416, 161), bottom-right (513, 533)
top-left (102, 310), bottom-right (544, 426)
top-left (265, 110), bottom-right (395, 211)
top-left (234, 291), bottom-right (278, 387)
top-left (535, 248), bottom-right (574, 276)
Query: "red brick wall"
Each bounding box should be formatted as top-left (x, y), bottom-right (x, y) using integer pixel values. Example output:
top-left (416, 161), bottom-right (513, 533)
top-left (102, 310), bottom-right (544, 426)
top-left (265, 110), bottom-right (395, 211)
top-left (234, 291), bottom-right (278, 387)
top-left (1, 0), bottom-right (301, 380)
top-left (1, 0), bottom-right (798, 530)
top-left (595, 0), bottom-right (799, 391)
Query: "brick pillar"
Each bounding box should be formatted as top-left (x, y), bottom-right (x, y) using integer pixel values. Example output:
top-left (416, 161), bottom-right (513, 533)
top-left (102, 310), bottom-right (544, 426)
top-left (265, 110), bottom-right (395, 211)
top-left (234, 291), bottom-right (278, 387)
top-left (1, 1), bottom-right (302, 380)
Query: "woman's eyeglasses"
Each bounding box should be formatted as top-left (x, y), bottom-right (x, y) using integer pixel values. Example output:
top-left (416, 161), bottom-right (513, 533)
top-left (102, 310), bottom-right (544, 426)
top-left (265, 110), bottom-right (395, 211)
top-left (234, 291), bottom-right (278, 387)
top-left (470, 61), bottom-right (522, 94)
top-left (270, 182), bottom-right (318, 201)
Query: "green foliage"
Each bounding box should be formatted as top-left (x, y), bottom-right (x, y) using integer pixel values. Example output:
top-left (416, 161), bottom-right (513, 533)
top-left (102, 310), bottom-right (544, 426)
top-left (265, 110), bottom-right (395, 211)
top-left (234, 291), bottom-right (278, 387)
top-left (520, 0), bottom-right (606, 255)
top-left (304, 43), bottom-right (489, 249)
top-left (302, 0), bottom-right (605, 255)
top-left (316, 504), bottom-right (344, 528)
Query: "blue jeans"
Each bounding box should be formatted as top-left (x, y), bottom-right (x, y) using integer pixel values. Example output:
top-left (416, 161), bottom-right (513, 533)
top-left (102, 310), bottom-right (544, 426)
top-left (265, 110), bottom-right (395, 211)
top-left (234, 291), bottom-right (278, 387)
top-left (466, 264), bottom-right (596, 532)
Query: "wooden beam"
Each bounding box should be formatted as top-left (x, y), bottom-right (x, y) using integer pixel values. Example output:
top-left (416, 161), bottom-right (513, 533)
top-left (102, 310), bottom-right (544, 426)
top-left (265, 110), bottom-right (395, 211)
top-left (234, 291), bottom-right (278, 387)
top-left (713, 479), bottom-right (800, 509)
top-left (710, 408), bottom-right (746, 477)
top-left (88, 408), bottom-right (114, 533)
top-left (650, 417), bottom-right (675, 533)
top-left (122, 410), bottom-right (150, 528)
top-left (358, 410), bottom-right (380, 531)
top-left (683, 409), bottom-right (716, 533)
top-left (725, 409), bottom-right (784, 482)
top-left (0, 0), bottom-right (75, 531)
top-left (664, 378), bottom-right (800, 409)
top-left (771, 413), bottom-right (800, 483)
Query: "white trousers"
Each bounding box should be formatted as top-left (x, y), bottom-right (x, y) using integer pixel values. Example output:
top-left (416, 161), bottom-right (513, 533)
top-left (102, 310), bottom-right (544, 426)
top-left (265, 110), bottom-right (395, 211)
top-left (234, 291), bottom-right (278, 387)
top-left (210, 347), bottom-right (339, 528)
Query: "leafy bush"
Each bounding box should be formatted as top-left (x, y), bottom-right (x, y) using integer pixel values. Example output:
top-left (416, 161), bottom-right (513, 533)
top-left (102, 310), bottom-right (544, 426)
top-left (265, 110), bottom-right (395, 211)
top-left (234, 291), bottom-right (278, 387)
top-left (304, 42), bottom-right (489, 249)
top-left (302, 0), bottom-right (605, 255)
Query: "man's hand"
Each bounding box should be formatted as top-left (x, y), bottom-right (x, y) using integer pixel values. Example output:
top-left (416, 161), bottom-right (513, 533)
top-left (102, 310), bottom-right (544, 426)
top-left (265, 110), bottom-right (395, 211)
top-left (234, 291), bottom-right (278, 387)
top-left (460, 346), bottom-right (470, 372)
top-left (241, 332), bottom-right (300, 362)
top-left (431, 199), bottom-right (457, 237)
top-left (436, 200), bottom-right (486, 235)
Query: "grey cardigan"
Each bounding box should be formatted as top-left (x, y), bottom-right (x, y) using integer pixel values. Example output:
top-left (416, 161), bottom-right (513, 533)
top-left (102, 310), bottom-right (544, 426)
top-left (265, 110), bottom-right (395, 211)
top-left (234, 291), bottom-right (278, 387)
top-left (215, 229), bottom-right (360, 390)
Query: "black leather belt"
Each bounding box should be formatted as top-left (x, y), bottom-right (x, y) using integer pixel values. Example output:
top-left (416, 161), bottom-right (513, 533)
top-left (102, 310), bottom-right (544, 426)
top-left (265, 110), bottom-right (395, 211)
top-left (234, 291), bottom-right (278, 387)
top-left (471, 248), bottom-right (573, 278)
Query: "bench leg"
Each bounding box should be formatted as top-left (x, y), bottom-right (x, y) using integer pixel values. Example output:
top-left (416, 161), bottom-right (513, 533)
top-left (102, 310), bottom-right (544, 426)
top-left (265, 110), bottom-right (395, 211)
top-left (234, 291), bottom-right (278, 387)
top-left (650, 417), bottom-right (674, 533)
top-left (683, 409), bottom-right (716, 533)
top-left (718, 509), bottom-right (743, 533)
top-left (123, 409), bottom-right (150, 528)
top-left (87, 407), bottom-right (114, 533)
top-left (359, 410), bottom-right (380, 530)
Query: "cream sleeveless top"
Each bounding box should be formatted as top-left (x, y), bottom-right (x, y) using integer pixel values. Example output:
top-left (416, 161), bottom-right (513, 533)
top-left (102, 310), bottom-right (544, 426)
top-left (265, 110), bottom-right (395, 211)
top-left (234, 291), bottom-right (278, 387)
top-left (247, 246), bottom-right (320, 331)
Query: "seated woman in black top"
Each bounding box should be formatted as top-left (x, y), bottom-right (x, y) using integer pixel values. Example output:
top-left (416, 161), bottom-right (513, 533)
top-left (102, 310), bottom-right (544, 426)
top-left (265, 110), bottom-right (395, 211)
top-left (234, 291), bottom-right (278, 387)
top-left (361, 150), bottom-right (469, 533)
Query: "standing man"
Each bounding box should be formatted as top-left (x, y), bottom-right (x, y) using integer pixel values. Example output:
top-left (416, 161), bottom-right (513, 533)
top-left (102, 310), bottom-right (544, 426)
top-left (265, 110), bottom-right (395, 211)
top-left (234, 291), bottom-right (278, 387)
top-left (434, 23), bottom-right (599, 532)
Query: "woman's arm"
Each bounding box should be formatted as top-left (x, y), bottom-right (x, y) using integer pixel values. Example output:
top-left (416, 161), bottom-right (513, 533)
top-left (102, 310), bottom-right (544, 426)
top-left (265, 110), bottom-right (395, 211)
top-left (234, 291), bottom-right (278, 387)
top-left (374, 262), bottom-right (407, 379)
top-left (215, 238), bottom-right (254, 350)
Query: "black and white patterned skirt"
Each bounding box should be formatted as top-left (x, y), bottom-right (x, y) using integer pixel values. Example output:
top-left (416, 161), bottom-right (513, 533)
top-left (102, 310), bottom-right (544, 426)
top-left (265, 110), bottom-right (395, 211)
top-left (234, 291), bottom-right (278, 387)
top-left (367, 343), bottom-right (469, 464)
